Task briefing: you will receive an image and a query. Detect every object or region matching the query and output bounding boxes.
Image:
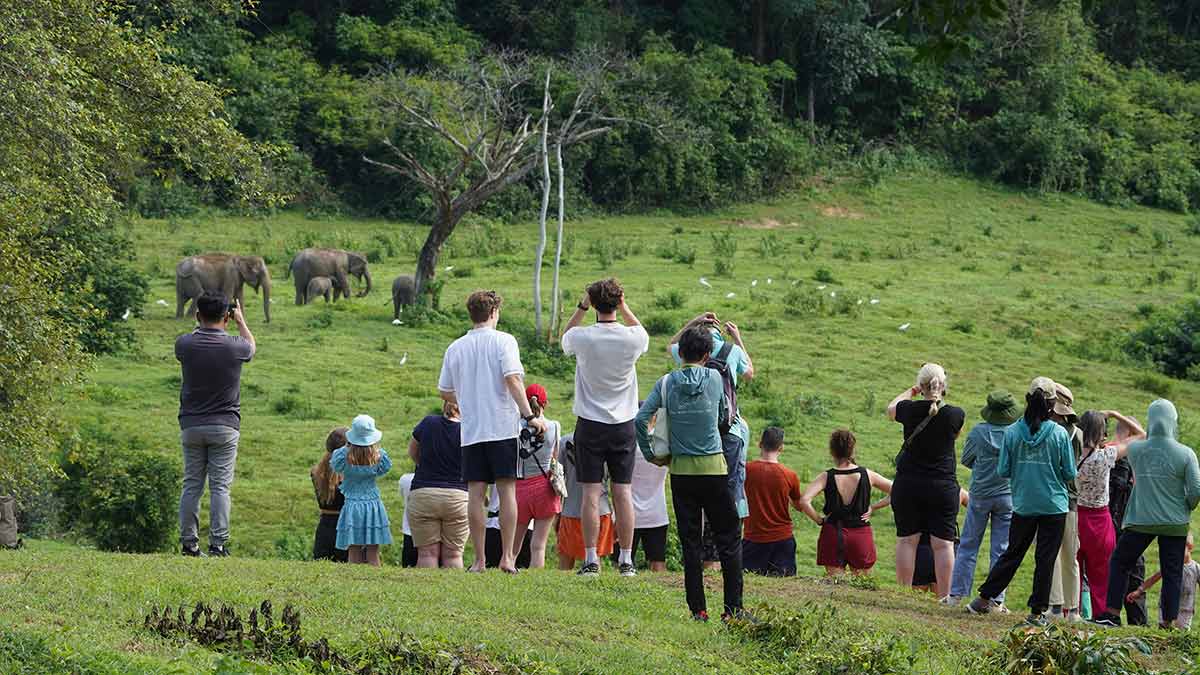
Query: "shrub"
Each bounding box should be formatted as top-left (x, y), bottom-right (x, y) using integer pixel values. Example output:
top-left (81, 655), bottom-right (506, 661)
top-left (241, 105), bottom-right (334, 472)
top-left (655, 289), bottom-right (685, 310)
top-left (1125, 299), bottom-right (1200, 379)
top-left (711, 229), bottom-right (738, 277)
top-left (643, 315), bottom-right (677, 336)
top-left (812, 268), bottom-right (835, 283)
top-left (952, 319), bottom-right (975, 334)
top-left (1133, 373), bottom-right (1174, 399)
top-left (757, 233), bottom-right (782, 259)
top-left (57, 440), bottom-right (179, 553)
top-left (999, 623), bottom-right (1150, 675)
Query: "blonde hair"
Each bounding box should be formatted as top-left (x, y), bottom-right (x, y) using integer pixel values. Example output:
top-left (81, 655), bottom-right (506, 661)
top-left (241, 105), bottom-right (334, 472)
top-left (347, 442), bottom-right (381, 466)
top-left (311, 427), bottom-right (347, 504)
top-left (916, 363), bottom-right (947, 417)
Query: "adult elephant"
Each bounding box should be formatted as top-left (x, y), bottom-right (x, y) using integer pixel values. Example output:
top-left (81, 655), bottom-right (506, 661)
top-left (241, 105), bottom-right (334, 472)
top-left (176, 254), bottom-right (271, 323)
top-left (392, 274), bottom-right (416, 320)
top-left (287, 248), bottom-right (372, 306)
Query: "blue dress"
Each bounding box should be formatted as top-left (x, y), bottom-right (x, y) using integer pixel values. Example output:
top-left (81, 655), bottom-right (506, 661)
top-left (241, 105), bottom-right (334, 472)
top-left (330, 446), bottom-right (393, 548)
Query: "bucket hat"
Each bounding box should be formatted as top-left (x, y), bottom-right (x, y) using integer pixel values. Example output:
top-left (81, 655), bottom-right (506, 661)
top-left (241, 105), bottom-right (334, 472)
top-left (1052, 382), bottom-right (1077, 421)
top-left (980, 391), bottom-right (1020, 426)
top-left (346, 414), bottom-right (383, 446)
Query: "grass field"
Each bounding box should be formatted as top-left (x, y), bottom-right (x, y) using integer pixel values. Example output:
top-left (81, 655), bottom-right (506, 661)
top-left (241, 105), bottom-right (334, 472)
top-left (30, 167), bottom-right (1200, 671)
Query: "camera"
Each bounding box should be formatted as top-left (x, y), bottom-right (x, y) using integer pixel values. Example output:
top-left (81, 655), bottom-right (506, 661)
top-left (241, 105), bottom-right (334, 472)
top-left (517, 420), bottom-right (545, 459)
top-left (226, 298), bottom-right (238, 318)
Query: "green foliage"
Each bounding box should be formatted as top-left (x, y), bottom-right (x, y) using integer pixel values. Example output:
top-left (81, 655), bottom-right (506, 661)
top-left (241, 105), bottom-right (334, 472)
top-left (711, 228), bottom-right (738, 276)
top-left (642, 315), bottom-right (677, 336)
top-left (655, 289), bottom-right (686, 310)
top-left (56, 439), bottom-right (179, 553)
top-left (999, 624), bottom-right (1151, 675)
top-left (1126, 300), bottom-right (1200, 380)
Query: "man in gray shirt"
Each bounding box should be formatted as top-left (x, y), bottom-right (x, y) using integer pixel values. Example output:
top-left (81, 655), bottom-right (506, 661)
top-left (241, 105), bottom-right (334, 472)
top-left (175, 291), bottom-right (255, 557)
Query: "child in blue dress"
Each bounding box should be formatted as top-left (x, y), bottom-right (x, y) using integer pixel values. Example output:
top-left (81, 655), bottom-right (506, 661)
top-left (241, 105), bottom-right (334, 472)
top-left (331, 414), bottom-right (393, 566)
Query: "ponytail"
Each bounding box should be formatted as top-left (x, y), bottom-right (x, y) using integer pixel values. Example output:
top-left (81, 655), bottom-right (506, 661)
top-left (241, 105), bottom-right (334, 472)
top-left (916, 363), bottom-right (947, 417)
top-left (1024, 393), bottom-right (1051, 434)
top-left (528, 395), bottom-right (543, 418)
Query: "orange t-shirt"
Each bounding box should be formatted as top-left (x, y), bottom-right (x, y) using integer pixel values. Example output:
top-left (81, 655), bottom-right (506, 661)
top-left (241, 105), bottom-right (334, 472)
top-left (744, 460), bottom-right (802, 543)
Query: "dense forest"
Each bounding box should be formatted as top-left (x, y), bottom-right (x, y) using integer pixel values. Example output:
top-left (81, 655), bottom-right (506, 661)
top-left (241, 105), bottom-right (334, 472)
top-left (3, 0), bottom-right (1200, 499)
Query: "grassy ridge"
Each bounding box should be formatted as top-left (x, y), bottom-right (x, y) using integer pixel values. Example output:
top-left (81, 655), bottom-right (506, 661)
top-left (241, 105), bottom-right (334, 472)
top-left (2, 541), bottom-right (1192, 674)
top-left (69, 169), bottom-right (1200, 612)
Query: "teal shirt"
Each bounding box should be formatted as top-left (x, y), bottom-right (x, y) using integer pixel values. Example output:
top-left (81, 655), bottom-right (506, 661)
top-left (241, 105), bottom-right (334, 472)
top-left (670, 334), bottom-right (750, 445)
top-left (636, 365), bottom-right (728, 474)
top-left (962, 423), bottom-right (1012, 498)
top-left (1124, 399), bottom-right (1200, 534)
top-left (998, 419), bottom-right (1076, 516)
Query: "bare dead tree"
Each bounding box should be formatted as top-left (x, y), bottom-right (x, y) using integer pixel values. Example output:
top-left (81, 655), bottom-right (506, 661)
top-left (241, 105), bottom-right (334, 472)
top-left (364, 49), bottom-right (630, 296)
top-left (533, 69), bottom-right (552, 337)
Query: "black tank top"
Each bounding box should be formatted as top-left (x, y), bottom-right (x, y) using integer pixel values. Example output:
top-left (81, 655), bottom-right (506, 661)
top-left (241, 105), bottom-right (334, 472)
top-left (823, 467), bottom-right (871, 529)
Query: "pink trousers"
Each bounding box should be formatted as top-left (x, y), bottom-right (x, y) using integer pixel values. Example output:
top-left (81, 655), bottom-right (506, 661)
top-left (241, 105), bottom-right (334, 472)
top-left (1076, 505), bottom-right (1116, 616)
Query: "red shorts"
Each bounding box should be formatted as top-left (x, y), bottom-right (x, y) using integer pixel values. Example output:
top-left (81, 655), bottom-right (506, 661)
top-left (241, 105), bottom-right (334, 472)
top-left (556, 515), bottom-right (614, 560)
top-left (515, 475), bottom-right (561, 523)
top-left (816, 522), bottom-right (877, 570)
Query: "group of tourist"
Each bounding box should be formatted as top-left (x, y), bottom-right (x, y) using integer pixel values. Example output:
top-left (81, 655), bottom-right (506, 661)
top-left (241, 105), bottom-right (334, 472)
top-left (174, 281), bottom-right (1200, 629)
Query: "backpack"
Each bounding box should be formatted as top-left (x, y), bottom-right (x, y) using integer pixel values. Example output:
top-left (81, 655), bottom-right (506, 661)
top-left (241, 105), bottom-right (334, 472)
top-left (0, 495), bottom-right (21, 550)
top-left (704, 342), bottom-right (737, 437)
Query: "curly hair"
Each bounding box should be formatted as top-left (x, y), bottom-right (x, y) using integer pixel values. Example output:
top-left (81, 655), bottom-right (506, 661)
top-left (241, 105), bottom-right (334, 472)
top-left (830, 429), bottom-right (856, 462)
top-left (466, 290), bottom-right (502, 323)
top-left (587, 278), bottom-right (624, 314)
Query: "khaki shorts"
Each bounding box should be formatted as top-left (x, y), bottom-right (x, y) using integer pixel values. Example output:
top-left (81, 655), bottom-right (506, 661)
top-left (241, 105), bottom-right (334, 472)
top-left (406, 488), bottom-right (469, 551)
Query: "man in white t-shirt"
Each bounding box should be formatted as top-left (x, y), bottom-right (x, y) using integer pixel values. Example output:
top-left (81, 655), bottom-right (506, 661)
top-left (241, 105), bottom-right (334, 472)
top-left (438, 290), bottom-right (546, 574)
top-left (561, 278), bottom-right (650, 577)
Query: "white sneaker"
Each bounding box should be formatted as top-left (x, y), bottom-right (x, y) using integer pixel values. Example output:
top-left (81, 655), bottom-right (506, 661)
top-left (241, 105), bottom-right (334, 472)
top-left (938, 596), bottom-right (959, 606)
top-left (1066, 610), bottom-right (1083, 623)
top-left (619, 562), bottom-right (637, 577)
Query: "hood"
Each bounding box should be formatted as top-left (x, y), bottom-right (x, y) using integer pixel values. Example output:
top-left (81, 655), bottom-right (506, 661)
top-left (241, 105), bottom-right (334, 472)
top-left (675, 366), bottom-right (711, 398)
top-left (1146, 399), bottom-right (1179, 439)
top-left (1017, 417), bottom-right (1060, 445)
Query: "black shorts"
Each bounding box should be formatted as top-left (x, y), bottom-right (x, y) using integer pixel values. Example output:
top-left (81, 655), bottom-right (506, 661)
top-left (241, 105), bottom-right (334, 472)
top-left (634, 525), bottom-right (669, 563)
top-left (891, 476), bottom-right (959, 541)
top-left (743, 536), bottom-right (797, 577)
top-left (574, 417), bottom-right (636, 484)
top-left (401, 534), bottom-right (417, 568)
top-left (462, 438), bottom-right (521, 483)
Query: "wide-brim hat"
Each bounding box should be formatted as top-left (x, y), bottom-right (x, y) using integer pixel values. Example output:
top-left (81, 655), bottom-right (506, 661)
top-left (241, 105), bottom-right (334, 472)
top-left (981, 391), bottom-right (1020, 426)
top-left (346, 414), bottom-right (383, 446)
top-left (1052, 382), bottom-right (1077, 420)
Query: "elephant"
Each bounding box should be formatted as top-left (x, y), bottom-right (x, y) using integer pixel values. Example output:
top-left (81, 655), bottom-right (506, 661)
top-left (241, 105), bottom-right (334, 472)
top-left (392, 274), bottom-right (417, 319)
top-left (306, 276), bottom-right (334, 304)
top-left (287, 248), bottom-right (371, 306)
top-left (176, 254), bottom-right (271, 323)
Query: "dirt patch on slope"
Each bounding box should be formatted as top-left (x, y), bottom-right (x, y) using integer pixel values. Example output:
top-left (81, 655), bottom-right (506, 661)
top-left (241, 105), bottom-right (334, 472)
top-left (818, 205), bottom-right (865, 219)
top-left (733, 218), bottom-right (798, 229)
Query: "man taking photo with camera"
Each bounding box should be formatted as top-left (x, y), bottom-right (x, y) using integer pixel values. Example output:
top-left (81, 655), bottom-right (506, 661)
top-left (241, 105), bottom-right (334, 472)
top-left (176, 291), bottom-right (256, 557)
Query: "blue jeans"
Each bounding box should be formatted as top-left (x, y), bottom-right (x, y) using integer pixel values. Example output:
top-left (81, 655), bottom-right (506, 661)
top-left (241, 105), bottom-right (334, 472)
top-left (951, 493), bottom-right (1012, 601)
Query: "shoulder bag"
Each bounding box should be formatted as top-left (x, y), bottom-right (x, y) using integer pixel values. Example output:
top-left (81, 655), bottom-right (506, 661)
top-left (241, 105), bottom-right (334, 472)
top-left (895, 405), bottom-right (938, 468)
top-left (649, 375), bottom-right (672, 465)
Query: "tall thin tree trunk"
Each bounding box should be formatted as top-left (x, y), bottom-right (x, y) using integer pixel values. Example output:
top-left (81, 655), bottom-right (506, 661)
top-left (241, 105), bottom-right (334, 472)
top-left (807, 74), bottom-right (816, 143)
top-left (533, 69), bottom-right (552, 337)
top-left (549, 141), bottom-right (566, 339)
top-left (753, 0), bottom-right (769, 62)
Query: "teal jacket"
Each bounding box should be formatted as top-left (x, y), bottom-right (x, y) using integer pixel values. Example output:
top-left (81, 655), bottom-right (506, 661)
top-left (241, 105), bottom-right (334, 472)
top-left (998, 418), bottom-right (1076, 516)
top-left (636, 365), bottom-right (727, 460)
top-left (1123, 399), bottom-right (1200, 531)
top-left (962, 423), bottom-right (1012, 498)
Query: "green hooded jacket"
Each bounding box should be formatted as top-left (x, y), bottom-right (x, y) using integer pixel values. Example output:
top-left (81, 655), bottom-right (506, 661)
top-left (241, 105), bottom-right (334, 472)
top-left (1124, 399), bottom-right (1200, 536)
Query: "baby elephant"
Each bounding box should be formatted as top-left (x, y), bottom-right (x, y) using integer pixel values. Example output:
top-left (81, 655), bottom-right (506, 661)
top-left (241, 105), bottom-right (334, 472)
top-left (306, 276), bottom-right (334, 304)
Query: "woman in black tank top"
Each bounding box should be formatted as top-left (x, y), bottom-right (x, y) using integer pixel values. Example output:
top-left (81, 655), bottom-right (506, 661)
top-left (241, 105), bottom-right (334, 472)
top-left (798, 430), bottom-right (895, 576)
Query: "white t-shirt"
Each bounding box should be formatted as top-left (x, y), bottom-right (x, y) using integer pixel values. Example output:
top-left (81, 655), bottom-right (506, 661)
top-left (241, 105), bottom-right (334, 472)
top-left (630, 452), bottom-right (669, 528)
top-left (562, 323), bottom-right (649, 424)
top-left (1076, 445), bottom-right (1118, 508)
top-left (438, 327), bottom-right (524, 446)
top-left (398, 473), bottom-right (414, 536)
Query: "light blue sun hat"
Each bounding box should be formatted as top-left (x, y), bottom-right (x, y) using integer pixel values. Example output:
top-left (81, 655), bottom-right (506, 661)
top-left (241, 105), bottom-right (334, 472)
top-left (346, 414), bottom-right (383, 446)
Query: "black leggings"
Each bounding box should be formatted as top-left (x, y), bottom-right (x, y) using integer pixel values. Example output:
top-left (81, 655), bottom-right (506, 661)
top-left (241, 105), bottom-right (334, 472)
top-left (671, 474), bottom-right (743, 615)
top-left (978, 512), bottom-right (1065, 613)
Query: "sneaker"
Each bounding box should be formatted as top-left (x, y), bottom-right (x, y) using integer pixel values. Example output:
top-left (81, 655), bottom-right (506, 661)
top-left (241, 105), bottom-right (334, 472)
top-left (938, 595), bottom-right (959, 606)
top-left (692, 611), bottom-right (709, 622)
top-left (577, 561), bottom-right (600, 577)
top-left (991, 601), bottom-right (1011, 614)
top-left (1025, 613), bottom-right (1049, 628)
top-left (965, 597), bottom-right (993, 615)
top-left (1090, 614), bottom-right (1121, 628)
top-left (1065, 610), bottom-right (1084, 624)
top-left (619, 562), bottom-right (637, 577)
top-left (181, 545), bottom-right (203, 557)
top-left (721, 608), bottom-right (758, 624)
top-left (207, 544), bottom-right (230, 558)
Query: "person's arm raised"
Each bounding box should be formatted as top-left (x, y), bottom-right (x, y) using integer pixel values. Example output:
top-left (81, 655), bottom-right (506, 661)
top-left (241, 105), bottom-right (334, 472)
top-left (887, 385), bottom-right (920, 421)
top-left (232, 303), bottom-right (256, 355)
top-left (667, 312), bottom-right (718, 355)
top-left (561, 291), bottom-right (590, 339)
top-left (618, 293), bottom-right (642, 327)
top-left (724, 321), bottom-right (754, 380)
top-left (1105, 409), bottom-right (1146, 459)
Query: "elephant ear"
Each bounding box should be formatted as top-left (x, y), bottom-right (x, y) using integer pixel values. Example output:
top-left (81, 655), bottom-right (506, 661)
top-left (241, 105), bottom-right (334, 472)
top-left (236, 257), bottom-right (260, 290)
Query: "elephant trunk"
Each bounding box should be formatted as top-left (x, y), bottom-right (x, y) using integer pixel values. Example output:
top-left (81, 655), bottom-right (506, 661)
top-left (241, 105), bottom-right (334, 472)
top-left (359, 267), bottom-right (372, 297)
top-left (261, 274), bottom-right (271, 323)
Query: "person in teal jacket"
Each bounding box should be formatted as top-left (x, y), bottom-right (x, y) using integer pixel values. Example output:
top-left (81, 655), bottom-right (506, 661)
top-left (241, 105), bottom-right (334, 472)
top-left (967, 377), bottom-right (1077, 625)
top-left (636, 326), bottom-right (743, 623)
top-left (1094, 398), bottom-right (1200, 628)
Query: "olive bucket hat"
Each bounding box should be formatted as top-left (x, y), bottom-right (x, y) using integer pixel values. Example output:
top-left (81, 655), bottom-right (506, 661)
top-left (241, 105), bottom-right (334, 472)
top-left (981, 391), bottom-right (1021, 426)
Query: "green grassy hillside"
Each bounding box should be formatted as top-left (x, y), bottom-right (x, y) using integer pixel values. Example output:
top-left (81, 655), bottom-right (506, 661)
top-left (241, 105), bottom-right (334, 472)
top-left (48, 168), bottom-right (1200, 661)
